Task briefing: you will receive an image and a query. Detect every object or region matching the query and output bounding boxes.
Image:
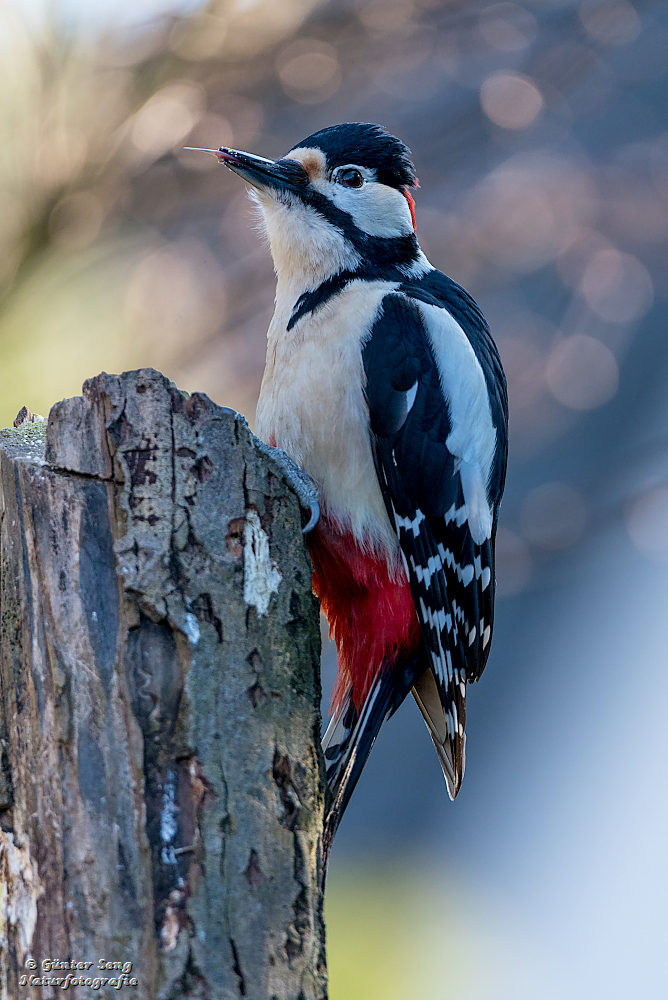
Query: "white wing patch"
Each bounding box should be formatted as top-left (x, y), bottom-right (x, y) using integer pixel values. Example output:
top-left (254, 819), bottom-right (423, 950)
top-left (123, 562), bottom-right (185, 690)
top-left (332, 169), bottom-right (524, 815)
top-left (417, 301), bottom-right (497, 544)
top-left (405, 380), bottom-right (418, 413)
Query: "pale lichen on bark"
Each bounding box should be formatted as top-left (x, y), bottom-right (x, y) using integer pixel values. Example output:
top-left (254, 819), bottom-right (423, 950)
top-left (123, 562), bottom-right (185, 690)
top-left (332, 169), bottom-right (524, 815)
top-left (0, 368), bottom-right (328, 999)
top-left (0, 830), bottom-right (44, 983)
top-left (243, 508), bottom-right (283, 616)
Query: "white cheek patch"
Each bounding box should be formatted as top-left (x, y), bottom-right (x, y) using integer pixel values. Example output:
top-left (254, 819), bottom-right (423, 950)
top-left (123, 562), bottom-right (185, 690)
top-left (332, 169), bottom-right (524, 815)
top-left (313, 178), bottom-right (415, 238)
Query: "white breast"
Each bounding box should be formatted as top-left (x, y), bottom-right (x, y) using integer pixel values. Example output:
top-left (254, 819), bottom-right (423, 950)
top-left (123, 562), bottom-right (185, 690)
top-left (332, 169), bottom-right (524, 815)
top-left (256, 279), bottom-right (401, 557)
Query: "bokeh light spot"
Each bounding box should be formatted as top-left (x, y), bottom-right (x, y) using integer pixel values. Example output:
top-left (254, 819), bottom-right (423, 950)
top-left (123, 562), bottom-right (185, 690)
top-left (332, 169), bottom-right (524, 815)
top-left (625, 486), bottom-right (668, 562)
top-left (545, 335), bottom-right (619, 410)
top-left (276, 40), bottom-right (341, 104)
top-left (520, 481), bottom-right (587, 550)
top-left (499, 330), bottom-right (547, 413)
top-left (556, 230), bottom-right (614, 289)
top-left (495, 527), bottom-right (532, 597)
top-left (480, 71), bottom-right (544, 129)
top-left (358, 0), bottom-right (415, 35)
top-left (580, 248), bottom-right (653, 323)
top-left (469, 157), bottom-right (595, 273)
top-left (131, 82), bottom-right (204, 158)
top-left (169, 15), bottom-right (229, 61)
top-left (478, 3), bottom-right (538, 52)
top-left (579, 0), bottom-right (641, 47)
top-left (369, 34), bottom-right (437, 100)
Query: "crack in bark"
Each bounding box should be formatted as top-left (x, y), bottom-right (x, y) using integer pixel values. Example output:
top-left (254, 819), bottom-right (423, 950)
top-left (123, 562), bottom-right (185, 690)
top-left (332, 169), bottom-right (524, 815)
top-left (190, 593), bottom-right (223, 643)
top-left (229, 938), bottom-right (246, 996)
top-left (243, 848), bottom-right (265, 888)
top-left (44, 463), bottom-right (121, 484)
top-left (272, 752), bottom-right (301, 832)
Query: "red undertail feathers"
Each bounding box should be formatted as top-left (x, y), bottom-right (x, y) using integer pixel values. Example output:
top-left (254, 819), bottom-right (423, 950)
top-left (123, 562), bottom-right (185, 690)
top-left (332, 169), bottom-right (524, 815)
top-left (307, 515), bottom-right (421, 713)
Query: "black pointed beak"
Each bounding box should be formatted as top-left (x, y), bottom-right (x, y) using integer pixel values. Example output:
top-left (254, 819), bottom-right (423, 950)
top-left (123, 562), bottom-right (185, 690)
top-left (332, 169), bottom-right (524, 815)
top-left (184, 146), bottom-right (305, 197)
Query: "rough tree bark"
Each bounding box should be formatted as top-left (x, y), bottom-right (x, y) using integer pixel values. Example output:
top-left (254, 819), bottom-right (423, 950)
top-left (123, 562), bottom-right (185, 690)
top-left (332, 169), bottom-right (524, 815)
top-left (0, 368), bottom-right (327, 1000)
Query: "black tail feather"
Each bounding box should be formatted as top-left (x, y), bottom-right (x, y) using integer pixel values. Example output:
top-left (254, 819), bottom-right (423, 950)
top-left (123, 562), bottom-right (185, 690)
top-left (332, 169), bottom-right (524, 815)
top-left (322, 654), bottom-right (424, 875)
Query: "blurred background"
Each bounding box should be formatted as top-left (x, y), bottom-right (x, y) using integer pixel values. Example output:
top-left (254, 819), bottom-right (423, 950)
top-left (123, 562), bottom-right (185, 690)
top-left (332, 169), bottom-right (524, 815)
top-left (2, 0), bottom-right (667, 995)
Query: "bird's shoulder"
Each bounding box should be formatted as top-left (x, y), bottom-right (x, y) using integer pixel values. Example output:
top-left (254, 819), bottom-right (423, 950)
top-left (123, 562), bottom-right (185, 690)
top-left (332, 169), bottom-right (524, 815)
top-left (397, 269), bottom-right (507, 412)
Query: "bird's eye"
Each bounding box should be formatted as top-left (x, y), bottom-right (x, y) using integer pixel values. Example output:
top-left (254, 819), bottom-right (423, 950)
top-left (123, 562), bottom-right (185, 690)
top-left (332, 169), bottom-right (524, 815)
top-left (338, 168), bottom-right (364, 188)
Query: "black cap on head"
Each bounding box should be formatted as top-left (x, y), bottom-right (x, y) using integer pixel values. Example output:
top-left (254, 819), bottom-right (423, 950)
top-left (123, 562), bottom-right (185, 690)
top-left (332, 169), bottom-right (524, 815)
top-left (289, 123), bottom-right (417, 189)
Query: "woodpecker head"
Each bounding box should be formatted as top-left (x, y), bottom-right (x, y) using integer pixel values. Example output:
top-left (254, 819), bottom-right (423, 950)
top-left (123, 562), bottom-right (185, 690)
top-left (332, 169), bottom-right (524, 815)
top-left (188, 123), bottom-right (422, 284)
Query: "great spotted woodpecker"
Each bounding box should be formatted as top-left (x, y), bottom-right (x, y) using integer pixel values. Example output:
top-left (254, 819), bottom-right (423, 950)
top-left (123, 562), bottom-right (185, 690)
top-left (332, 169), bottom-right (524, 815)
top-left (188, 123), bottom-right (508, 850)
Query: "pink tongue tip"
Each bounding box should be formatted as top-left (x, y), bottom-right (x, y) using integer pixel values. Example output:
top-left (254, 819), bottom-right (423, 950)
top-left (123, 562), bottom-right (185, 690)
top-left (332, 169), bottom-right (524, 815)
top-left (183, 146), bottom-right (226, 159)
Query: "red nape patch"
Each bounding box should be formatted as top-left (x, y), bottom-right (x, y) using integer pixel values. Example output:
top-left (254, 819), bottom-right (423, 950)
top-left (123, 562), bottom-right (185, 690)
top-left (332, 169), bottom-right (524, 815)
top-left (402, 184), bottom-right (418, 233)
top-left (308, 517), bottom-right (421, 714)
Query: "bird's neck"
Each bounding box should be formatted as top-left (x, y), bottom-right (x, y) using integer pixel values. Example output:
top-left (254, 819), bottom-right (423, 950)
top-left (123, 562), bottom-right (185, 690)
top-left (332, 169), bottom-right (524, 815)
top-left (253, 190), bottom-right (361, 291)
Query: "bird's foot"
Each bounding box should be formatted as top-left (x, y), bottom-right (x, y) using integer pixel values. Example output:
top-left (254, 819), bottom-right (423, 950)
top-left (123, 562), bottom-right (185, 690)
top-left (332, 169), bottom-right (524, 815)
top-left (254, 438), bottom-right (320, 533)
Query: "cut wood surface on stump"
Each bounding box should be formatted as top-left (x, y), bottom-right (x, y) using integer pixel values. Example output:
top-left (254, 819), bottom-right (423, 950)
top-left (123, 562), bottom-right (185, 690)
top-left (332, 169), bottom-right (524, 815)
top-left (0, 368), bottom-right (327, 1000)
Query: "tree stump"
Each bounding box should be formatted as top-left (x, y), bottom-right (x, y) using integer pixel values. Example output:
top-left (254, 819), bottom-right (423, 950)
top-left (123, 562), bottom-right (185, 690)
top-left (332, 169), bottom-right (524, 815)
top-left (0, 369), bottom-right (327, 999)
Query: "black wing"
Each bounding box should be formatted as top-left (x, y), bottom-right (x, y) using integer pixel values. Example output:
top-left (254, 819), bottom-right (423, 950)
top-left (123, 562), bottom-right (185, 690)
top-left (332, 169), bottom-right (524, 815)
top-left (362, 281), bottom-right (507, 796)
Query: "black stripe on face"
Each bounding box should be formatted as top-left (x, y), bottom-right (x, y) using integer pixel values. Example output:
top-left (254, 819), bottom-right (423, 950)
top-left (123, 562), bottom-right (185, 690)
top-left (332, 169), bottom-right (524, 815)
top-left (304, 186), bottom-right (420, 266)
